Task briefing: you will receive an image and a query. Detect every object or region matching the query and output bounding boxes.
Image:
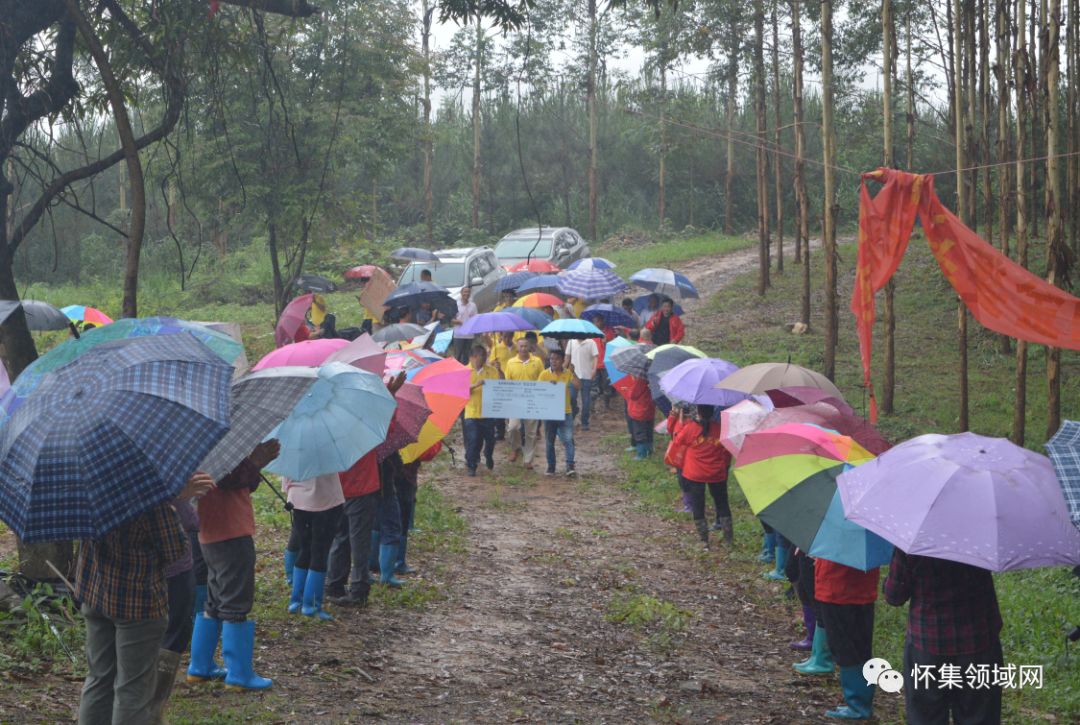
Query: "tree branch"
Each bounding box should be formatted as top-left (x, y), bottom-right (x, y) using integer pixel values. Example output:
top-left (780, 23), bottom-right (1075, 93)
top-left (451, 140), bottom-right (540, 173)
top-left (219, 0), bottom-right (321, 17)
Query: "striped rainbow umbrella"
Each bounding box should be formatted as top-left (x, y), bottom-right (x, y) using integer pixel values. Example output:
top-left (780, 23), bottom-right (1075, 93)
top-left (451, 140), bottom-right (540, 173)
top-left (399, 357), bottom-right (470, 463)
top-left (61, 305), bottom-right (113, 327)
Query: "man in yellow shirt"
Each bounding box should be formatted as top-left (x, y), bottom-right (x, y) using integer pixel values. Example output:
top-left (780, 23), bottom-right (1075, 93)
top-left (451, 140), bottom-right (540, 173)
top-left (504, 339), bottom-right (545, 469)
top-left (487, 332), bottom-right (515, 441)
top-left (493, 290), bottom-right (515, 311)
top-left (538, 349), bottom-right (579, 476)
top-left (464, 345), bottom-right (503, 476)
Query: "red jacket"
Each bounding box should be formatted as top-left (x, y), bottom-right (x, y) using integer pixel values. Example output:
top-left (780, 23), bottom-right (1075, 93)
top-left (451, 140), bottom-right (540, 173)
top-left (339, 451), bottom-right (381, 498)
top-left (646, 312), bottom-right (685, 344)
top-left (673, 419), bottom-right (731, 483)
top-left (625, 376), bottom-right (656, 421)
top-left (815, 559), bottom-right (880, 605)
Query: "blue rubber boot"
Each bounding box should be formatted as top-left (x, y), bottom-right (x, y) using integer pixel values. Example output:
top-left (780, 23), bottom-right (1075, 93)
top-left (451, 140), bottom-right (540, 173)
top-left (187, 613), bottom-right (226, 683)
top-left (765, 541), bottom-right (790, 580)
top-left (192, 584), bottom-right (208, 623)
top-left (369, 530), bottom-right (381, 574)
top-left (284, 548), bottom-right (298, 585)
top-left (379, 544), bottom-right (404, 587)
top-left (221, 620), bottom-right (272, 691)
top-left (300, 570), bottom-right (334, 621)
top-left (758, 531), bottom-right (776, 562)
top-left (633, 443), bottom-right (650, 460)
top-left (288, 567), bottom-right (308, 614)
top-left (396, 533), bottom-right (416, 575)
top-left (826, 665), bottom-right (874, 719)
top-left (793, 626), bottom-right (835, 675)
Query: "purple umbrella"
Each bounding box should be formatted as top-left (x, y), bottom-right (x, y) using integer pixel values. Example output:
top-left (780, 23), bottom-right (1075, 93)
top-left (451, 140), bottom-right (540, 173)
top-left (838, 432), bottom-right (1080, 571)
top-left (658, 358), bottom-right (744, 406)
top-left (457, 311), bottom-right (537, 337)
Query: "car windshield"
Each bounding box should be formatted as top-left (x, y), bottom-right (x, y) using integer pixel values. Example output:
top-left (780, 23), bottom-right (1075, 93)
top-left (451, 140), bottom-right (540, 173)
top-left (399, 261), bottom-right (465, 287)
top-left (495, 236), bottom-right (553, 259)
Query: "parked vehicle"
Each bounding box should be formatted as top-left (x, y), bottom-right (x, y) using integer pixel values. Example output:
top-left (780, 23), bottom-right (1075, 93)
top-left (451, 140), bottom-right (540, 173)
top-left (397, 246), bottom-right (506, 312)
top-left (493, 227), bottom-right (591, 270)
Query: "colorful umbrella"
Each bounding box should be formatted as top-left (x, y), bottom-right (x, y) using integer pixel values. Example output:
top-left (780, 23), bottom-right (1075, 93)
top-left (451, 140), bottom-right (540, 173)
top-left (61, 305), bottom-right (113, 327)
top-left (373, 323), bottom-right (429, 344)
top-left (540, 318), bottom-right (604, 340)
top-left (266, 362), bottom-right (397, 480)
top-left (609, 344), bottom-right (653, 378)
top-left (391, 247), bottom-right (440, 263)
top-left (323, 333), bottom-right (387, 376)
top-left (629, 268), bottom-right (699, 299)
top-left (516, 274), bottom-right (562, 294)
top-left (385, 349), bottom-right (442, 378)
top-left (1045, 420), bottom-right (1080, 530)
top-left (604, 336), bottom-right (635, 385)
top-left (458, 311), bottom-right (536, 336)
top-left (496, 271), bottom-right (536, 292)
top-left (0, 300), bottom-right (72, 331)
top-left (556, 268), bottom-right (628, 300)
top-left (659, 358), bottom-right (743, 406)
top-left (508, 259), bottom-right (560, 273)
top-left (276, 293), bottom-right (314, 348)
top-left (582, 303), bottom-right (635, 329)
top-left (0, 335), bottom-right (232, 542)
top-left (503, 306), bottom-right (553, 329)
top-left (567, 257), bottom-right (616, 271)
top-left (840, 432), bottom-right (1080, 571)
top-left (767, 386), bottom-right (853, 414)
top-left (513, 292), bottom-right (565, 309)
top-left (399, 358), bottom-right (470, 464)
top-left (344, 264), bottom-right (389, 281)
top-left (253, 339), bottom-right (348, 370)
top-left (757, 402), bottom-right (891, 455)
top-left (715, 362), bottom-right (843, 400)
top-left (375, 382), bottom-right (432, 460)
top-left (718, 398), bottom-right (776, 455)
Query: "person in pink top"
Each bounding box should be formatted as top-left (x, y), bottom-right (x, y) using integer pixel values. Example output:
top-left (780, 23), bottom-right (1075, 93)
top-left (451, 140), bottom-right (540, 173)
top-left (284, 474), bottom-right (344, 621)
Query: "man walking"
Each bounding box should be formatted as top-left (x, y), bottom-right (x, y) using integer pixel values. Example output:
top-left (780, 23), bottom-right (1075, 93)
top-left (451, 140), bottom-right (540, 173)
top-left (566, 337), bottom-right (598, 430)
top-left (464, 344), bottom-right (503, 476)
top-left (451, 286), bottom-right (478, 365)
top-left (539, 349), bottom-right (578, 476)
top-left (505, 338), bottom-right (544, 470)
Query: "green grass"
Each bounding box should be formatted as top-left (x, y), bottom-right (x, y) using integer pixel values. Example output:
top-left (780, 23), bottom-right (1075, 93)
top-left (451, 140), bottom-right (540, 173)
top-left (605, 591), bottom-right (693, 632)
top-left (596, 231), bottom-right (753, 272)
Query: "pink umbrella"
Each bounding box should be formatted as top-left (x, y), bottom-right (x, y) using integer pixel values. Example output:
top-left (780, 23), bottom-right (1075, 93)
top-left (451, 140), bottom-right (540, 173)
top-left (344, 265), bottom-right (390, 281)
top-left (719, 398), bottom-right (775, 455)
top-left (275, 293), bottom-right (314, 347)
top-left (324, 333), bottom-right (387, 376)
top-left (767, 386), bottom-right (854, 415)
top-left (758, 402), bottom-right (891, 455)
top-left (253, 339), bottom-right (348, 370)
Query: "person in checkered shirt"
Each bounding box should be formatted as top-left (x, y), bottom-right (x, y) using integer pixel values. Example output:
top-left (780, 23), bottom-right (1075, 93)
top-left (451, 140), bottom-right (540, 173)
top-left (884, 549), bottom-right (1004, 724)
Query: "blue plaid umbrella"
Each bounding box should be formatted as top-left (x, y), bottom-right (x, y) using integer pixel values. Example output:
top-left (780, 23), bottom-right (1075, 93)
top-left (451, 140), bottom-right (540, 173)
top-left (629, 268), bottom-right (700, 299)
top-left (1045, 420), bottom-right (1080, 530)
top-left (516, 274), bottom-right (562, 294)
top-left (556, 268), bottom-right (628, 300)
top-left (496, 271), bottom-right (536, 292)
top-left (582, 303), bottom-right (635, 329)
top-left (567, 257), bottom-right (616, 271)
top-left (0, 334), bottom-right (233, 543)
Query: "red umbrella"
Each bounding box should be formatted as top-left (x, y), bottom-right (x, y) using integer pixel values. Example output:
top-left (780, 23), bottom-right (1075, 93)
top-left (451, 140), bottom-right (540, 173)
top-left (508, 259), bottom-right (561, 273)
top-left (345, 264), bottom-right (382, 280)
top-left (375, 382), bottom-right (431, 460)
top-left (275, 294), bottom-right (313, 348)
top-left (767, 385), bottom-right (854, 415)
top-left (758, 402), bottom-right (891, 455)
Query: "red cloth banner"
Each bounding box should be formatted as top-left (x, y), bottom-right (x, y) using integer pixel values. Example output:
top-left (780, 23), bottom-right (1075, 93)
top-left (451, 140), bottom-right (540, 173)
top-left (853, 167), bottom-right (1080, 421)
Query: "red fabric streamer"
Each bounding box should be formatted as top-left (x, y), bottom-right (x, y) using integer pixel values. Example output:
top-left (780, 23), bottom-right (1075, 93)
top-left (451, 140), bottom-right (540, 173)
top-left (853, 167), bottom-right (1080, 421)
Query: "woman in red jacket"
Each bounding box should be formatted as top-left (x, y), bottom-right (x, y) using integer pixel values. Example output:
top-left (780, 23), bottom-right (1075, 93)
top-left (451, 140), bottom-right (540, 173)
top-left (625, 375), bottom-right (656, 460)
top-left (672, 404), bottom-right (733, 547)
top-left (644, 299), bottom-right (685, 345)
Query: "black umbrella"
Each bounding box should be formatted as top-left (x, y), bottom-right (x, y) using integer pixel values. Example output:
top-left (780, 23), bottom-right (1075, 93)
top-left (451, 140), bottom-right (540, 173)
top-left (0, 300), bottom-right (73, 332)
top-left (294, 274), bottom-right (337, 293)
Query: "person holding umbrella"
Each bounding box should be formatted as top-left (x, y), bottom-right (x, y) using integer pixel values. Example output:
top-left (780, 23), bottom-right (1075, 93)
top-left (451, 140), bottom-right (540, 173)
top-left (464, 344), bottom-right (504, 476)
top-left (451, 286), bottom-right (479, 365)
top-left (625, 374), bottom-right (656, 460)
top-left (670, 404), bottom-right (733, 547)
top-left (644, 299), bottom-right (685, 345)
top-left (566, 336), bottom-right (599, 431)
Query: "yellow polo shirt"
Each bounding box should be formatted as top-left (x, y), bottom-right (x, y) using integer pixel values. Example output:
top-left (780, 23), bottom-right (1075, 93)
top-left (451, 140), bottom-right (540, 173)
top-left (505, 355), bottom-right (544, 382)
top-left (489, 340), bottom-right (514, 370)
top-left (466, 364), bottom-right (501, 419)
top-left (538, 368), bottom-right (574, 413)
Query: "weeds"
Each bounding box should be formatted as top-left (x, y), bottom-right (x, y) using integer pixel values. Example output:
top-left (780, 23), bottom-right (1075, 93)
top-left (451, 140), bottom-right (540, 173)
top-left (0, 580), bottom-right (85, 676)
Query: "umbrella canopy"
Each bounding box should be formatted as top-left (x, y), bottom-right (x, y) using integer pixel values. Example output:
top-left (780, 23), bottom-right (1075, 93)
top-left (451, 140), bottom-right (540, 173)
top-left (398, 358), bottom-right (470, 463)
top-left (458, 311), bottom-right (536, 337)
top-left (61, 305), bottom-right (113, 327)
top-left (767, 385), bottom-right (853, 414)
top-left (540, 318), bottom-right (604, 340)
top-left (757, 402), bottom-right (891, 455)
top-left (567, 257), bottom-right (616, 271)
top-left (508, 259), bottom-right (561, 273)
top-left (373, 323), bottom-right (429, 344)
top-left (718, 398), bottom-right (776, 455)
top-left (294, 273), bottom-right (336, 293)
top-left (199, 366), bottom-right (317, 481)
top-left (556, 268), bottom-right (628, 300)
top-left (513, 292), bottom-right (565, 309)
top-left (0, 300), bottom-right (72, 332)
top-left (266, 362), bottom-right (397, 480)
top-left (0, 335), bottom-right (232, 542)
top-left (431, 329), bottom-right (454, 354)
top-left (516, 274), bottom-right (562, 294)
top-left (323, 333), bottom-right (387, 376)
top-left (715, 362), bottom-right (843, 400)
top-left (609, 344), bottom-right (653, 378)
top-left (582, 303), bottom-right (635, 329)
top-left (276, 293), bottom-right (314, 347)
top-left (840, 432), bottom-right (1080, 571)
top-left (496, 271), bottom-right (536, 292)
top-left (633, 294), bottom-right (684, 318)
top-left (659, 358), bottom-right (743, 406)
top-left (604, 336), bottom-right (634, 385)
top-left (1045, 420), bottom-right (1080, 530)
top-left (253, 339), bottom-right (348, 370)
top-left (344, 264), bottom-right (389, 281)
top-left (629, 268), bottom-right (700, 300)
top-left (375, 382), bottom-right (432, 460)
top-left (383, 281), bottom-right (453, 311)
top-left (645, 343), bottom-right (706, 361)
top-left (647, 345), bottom-right (708, 415)
top-left (385, 349), bottom-right (442, 378)
top-left (503, 306), bottom-right (553, 329)
top-left (391, 247), bottom-right (440, 263)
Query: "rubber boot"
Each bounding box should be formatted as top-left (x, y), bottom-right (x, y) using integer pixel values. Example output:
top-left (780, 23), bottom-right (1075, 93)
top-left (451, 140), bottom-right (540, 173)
top-left (717, 516), bottom-right (734, 545)
top-left (677, 492), bottom-right (692, 514)
top-left (369, 530), bottom-right (381, 574)
top-left (379, 544), bottom-right (404, 587)
top-left (396, 533), bottom-right (416, 575)
top-left (187, 614), bottom-right (226, 683)
top-left (147, 648), bottom-right (180, 724)
top-left (634, 443), bottom-right (650, 460)
top-left (288, 567), bottom-right (308, 614)
top-left (790, 605), bottom-right (816, 650)
top-left (765, 541), bottom-right (790, 580)
top-left (793, 626), bottom-right (834, 675)
top-left (758, 531), bottom-right (776, 562)
top-left (826, 665), bottom-right (875, 719)
top-left (284, 548), bottom-right (298, 586)
top-left (693, 518), bottom-right (710, 550)
top-left (300, 570), bottom-right (334, 621)
top-left (221, 620), bottom-right (273, 691)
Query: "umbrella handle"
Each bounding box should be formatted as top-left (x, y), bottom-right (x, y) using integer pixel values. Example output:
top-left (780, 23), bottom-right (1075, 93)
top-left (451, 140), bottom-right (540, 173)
top-left (259, 474), bottom-right (294, 512)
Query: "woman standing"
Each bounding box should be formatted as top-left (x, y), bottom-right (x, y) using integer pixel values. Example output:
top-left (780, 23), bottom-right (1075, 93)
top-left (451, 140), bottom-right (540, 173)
top-left (284, 474), bottom-right (345, 621)
top-left (671, 404), bottom-right (733, 548)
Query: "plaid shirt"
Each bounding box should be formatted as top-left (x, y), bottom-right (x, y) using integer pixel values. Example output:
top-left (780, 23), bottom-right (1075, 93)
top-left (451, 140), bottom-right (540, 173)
top-left (75, 504), bottom-right (188, 621)
top-left (883, 549), bottom-right (1002, 655)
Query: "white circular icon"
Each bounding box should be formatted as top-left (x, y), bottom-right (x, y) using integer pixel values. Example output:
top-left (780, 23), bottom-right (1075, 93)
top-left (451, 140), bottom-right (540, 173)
top-left (877, 669), bottom-right (904, 693)
top-left (862, 657), bottom-right (892, 686)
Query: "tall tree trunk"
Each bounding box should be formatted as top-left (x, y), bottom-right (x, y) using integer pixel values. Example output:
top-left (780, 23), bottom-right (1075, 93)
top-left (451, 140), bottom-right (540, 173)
top-left (997, 0), bottom-right (1014, 354)
top-left (1069, 0), bottom-right (1079, 254)
top-left (906, 9), bottom-right (915, 170)
top-left (1014, 0), bottom-right (1030, 445)
top-left (771, 2), bottom-right (784, 273)
top-left (587, 0), bottom-right (599, 241)
top-left (965, 0), bottom-right (979, 226)
top-left (421, 0), bottom-right (434, 242)
top-left (821, 0), bottom-right (838, 378)
top-left (659, 64), bottom-right (667, 227)
top-left (754, 0), bottom-right (770, 295)
top-left (792, 0), bottom-right (811, 327)
top-left (471, 15), bottom-right (482, 230)
top-left (1045, 0), bottom-right (1064, 438)
top-left (724, 14), bottom-right (739, 236)
top-left (1031, 0), bottom-right (1041, 238)
top-left (980, 0), bottom-right (994, 246)
top-left (954, 0), bottom-right (970, 431)
top-left (882, 0), bottom-right (897, 415)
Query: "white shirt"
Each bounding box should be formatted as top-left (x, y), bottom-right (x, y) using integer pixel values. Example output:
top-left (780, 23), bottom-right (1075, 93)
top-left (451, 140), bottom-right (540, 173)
top-left (455, 299), bottom-right (479, 339)
top-left (567, 338), bottom-right (599, 380)
top-left (282, 474), bottom-right (345, 512)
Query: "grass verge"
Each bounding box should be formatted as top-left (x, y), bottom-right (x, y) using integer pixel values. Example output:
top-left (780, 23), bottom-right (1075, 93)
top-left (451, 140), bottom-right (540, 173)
top-left (596, 231), bottom-right (754, 272)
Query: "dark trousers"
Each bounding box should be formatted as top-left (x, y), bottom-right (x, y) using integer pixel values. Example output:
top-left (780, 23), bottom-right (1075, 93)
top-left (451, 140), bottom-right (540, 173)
top-left (191, 532), bottom-right (208, 586)
top-left (397, 478), bottom-right (417, 536)
top-left (378, 475), bottom-right (403, 547)
top-left (201, 535), bottom-right (256, 622)
top-left (162, 568), bottom-right (195, 654)
top-left (494, 418), bottom-right (507, 440)
top-left (327, 493), bottom-right (378, 596)
top-left (286, 518), bottom-right (301, 554)
top-left (453, 337), bottom-right (472, 365)
top-left (463, 418), bottom-right (495, 471)
top-left (903, 638), bottom-right (1003, 725)
top-left (291, 506), bottom-right (342, 573)
top-left (682, 475), bottom-right (731, 520)
top-left (820, 602), bottom-right (876, 667)
top-left (79, 606), bottom-right (166, 725)
top-left (629, 417), bottom-right (654, 446)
